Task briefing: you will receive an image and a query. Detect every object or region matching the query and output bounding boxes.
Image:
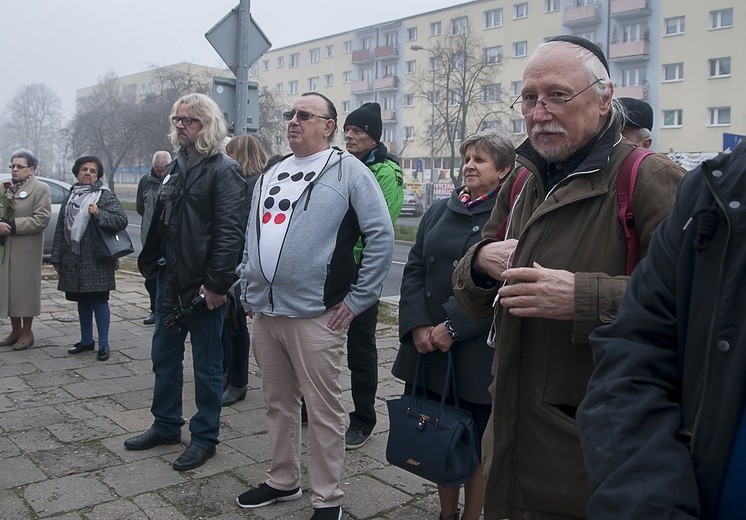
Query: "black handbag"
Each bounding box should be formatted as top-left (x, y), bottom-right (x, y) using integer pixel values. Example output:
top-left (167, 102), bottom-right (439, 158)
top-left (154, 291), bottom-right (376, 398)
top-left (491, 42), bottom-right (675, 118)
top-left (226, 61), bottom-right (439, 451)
top-left (386, 350), bottom-right (479, 488)
top-left (90, 218), bottom-right (134, 260)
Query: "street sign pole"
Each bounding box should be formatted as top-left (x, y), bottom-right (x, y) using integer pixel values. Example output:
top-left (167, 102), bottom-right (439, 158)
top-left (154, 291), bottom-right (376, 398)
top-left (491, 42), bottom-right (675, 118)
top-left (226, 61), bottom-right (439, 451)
top-left (235, 0), bottom-right (251, 136)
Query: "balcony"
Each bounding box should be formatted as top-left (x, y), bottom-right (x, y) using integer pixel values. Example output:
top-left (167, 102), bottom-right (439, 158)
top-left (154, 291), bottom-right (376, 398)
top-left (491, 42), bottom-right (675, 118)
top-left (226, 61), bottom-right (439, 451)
top-left (564, 2), bottom-right (601, 27)
top-left (610, 0), bottom-right (651, 19)
top-left (614, 83), bottom-right (648, 99)
top-left (609, 39), bottom-right (649, 61)
top-left (350, 80), bottom-right (372, 94)
top-left (381, 109), bottom-right (396, 122)
top-left (351, 49), bottom-right (374, 63)
top-left (375, 44), bottom-right (398, 59)
top-left (373, 75), bottom-right (399, 91)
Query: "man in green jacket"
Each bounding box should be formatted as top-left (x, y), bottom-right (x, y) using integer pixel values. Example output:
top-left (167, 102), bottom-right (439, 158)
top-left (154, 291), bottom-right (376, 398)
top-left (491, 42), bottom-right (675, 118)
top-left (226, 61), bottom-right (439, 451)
top-left (342, 102), bottom-right (403, 448)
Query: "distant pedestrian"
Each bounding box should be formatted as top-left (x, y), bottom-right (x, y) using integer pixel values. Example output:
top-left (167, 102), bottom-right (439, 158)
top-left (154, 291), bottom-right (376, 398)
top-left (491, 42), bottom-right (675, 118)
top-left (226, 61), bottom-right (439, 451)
top-left (618, 97), bottom-right (653, 149)
top-left (136, 150), bottom-right (171, 325)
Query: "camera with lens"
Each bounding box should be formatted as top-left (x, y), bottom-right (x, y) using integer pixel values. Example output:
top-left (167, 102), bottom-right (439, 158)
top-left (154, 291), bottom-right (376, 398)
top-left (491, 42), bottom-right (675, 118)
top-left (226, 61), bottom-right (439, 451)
top-left (163, 293), bottom-right (206, 334)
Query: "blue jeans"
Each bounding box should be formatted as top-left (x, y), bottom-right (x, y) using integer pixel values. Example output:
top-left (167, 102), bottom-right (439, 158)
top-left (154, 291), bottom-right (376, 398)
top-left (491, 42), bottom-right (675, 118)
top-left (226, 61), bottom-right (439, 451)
top-left (150, 275), bottom-right (224, 448)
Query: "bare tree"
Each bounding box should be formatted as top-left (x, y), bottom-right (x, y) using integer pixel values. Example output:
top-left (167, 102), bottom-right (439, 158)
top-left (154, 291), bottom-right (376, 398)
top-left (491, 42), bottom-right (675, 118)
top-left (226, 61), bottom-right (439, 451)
top-left (1, 83), bottom-right (64, 175)
top-left (411, 32), bottom-right (511, 186)
top-left (255, 86), bottom-right (289, 157)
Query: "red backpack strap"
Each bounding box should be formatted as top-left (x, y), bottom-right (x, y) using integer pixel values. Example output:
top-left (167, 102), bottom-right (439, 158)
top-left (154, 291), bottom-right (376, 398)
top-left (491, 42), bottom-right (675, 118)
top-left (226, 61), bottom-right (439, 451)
top-left (617, 147), bottom-right (655, 275)
top-left (495, 167), bottom-right (530, 240)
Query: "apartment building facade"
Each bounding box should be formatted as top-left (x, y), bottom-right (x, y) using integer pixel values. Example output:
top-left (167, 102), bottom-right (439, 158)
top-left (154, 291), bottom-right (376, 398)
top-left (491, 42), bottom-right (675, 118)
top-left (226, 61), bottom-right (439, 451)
top-left (249, 0), bottom-right (742, 180)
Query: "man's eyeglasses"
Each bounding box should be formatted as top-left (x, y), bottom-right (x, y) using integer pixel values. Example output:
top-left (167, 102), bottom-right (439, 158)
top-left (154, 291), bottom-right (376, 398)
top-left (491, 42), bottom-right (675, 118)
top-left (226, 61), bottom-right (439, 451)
top-left (9, 163), bottom-right (29, 170)
top-left (171, 116), bottom-right (199, 127)
top-left (282, 110), bottom-right (332, 122)
top-left (510, 78), bottom-right (602, 116)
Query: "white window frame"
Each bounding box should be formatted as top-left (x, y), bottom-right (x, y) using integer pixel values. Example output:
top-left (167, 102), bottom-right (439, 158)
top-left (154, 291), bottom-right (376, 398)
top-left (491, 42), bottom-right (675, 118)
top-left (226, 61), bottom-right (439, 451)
top-left (289, 53), bottom-right (299, 68)
top-left (545, 0), bottom-right (560, 13)
top-left (621, 67), bottom-right (647, 87)
top-left (663, 63), bottom-right (684, 82)
top-left (513, 40), bottom-right (528, 58)
top-left (708, 107), bottom-right (731, 126)
top-left (405, 126), bottom-right (415, 140)
top-left (710, 8), bottom-right (733, 30)
top-left (276, 56), bottom-right (284, 68)
top-left (664, 16), bottom-right (685, 36)
top-left (309, 48), bottom-right (320, 64)
top-left (404, 93), bottom-right (415, 107)
top-left (511, 80), bottom-right (523, 96)
top-left (482, 83), bottom-right (501, 103)
top-left (485, 8), bottom-right (503, 28)
top-left (385, 32), bottom-right (398, 45)
top-left (514, 2), bottom-right (528, 20)
top-left (342, 100), bottom-right (351, 112)
top-left (451, 16), bottom-right (468, 35)
top-left (405, 60), bottom-right (417, 74)
top-left (485, 46), bottom-right (503, 64)
top-left (274, 83), bottom-right (282, 94)
top-left (288, 80), bottom-right (299, 94)
top-left (324, 73), bottom-right (333, 87)
top-left (343, 71), bottom-right (352, 83)
top-left (662, 109), bottom-right (683, 128)
top-left (709, 57), bottom-right (731, 78)
top-left (308, 77), bottom-right (318, 91)
top-left (430, 21), bottom-right (442, 36)
top-left (262, 59), bottom-right (270, 71)
top-left (407, 27), bottom-right (418, 40)
top-left (509, 118), bottom-right (526, 134)
top-left (326, 44), bottom-right (334, 57)
top-left (344, 40), bottom-right (353, 53)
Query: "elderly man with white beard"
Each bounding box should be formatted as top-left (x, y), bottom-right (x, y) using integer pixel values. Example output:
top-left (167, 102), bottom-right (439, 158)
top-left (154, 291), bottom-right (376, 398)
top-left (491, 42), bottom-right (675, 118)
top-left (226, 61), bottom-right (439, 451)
top-left (451, 36), bottom-right (685, 520)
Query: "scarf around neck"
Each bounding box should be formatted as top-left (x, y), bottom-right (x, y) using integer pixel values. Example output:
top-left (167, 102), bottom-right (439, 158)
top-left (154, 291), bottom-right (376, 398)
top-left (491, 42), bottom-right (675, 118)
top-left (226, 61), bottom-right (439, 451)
top-left (64, 180), bottom-right (108, 254)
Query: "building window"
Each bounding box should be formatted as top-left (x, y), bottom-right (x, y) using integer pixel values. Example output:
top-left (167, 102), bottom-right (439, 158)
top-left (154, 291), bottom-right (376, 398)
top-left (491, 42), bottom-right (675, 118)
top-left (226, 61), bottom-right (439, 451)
top-left (289, 53), bottom-right (299, 68)
top-left (428, 90), bottom-right (440, 104)
top-left (382, 63), bottom-right (396, 76)
top-left (430, 21), bottom-right (442, 36)
top-left (662, 109), bottom-right (683, 127)
top-left (709, 107), bottom-right (731, 126)
top-left (574, 30), bottom-right (597, 42)
top-left (482, 83), bottom-right (501, 103)
top-left (274, 83), bottom-right (282, 94)
top-left (709, 57), bottom-right (731, 77)
top-left (248, 64), bottom-right (258, 77)
top-left (308, 77), bottom-right (318, 91)
top-left (664, 16), bottom-right (685, 36)
top-left (324, 74), bottom-right (333, 87)
top-left (482, 120), bottom-right (502, 130)
top-left (385, 32), bottom-right (398, 45)
top-left (621, 67), bottom-right (647, 87)
top-left (343, 71), bottom-right (352, 83)
top-left (288, 80), bottom-right (298, 94)
top-left (342, 100), bottom-right (351, 112)
top-left (429, 56), bottom-right (441, 71)
top-left (344, 40), bottom-right (352, 53)
top-left (428, 124), bottom-right (439, 138)
top-left (511, 81), bottom-right (523, 96)
top-left (325, 44), bottom-right (334, 57)
top-left (621, 22), bottom-right (647, 42)
top-left (450, 88), bottom-right (463, 106)
top-left (710, 8), bottom-right (733, 29)
top-left (484, 8), bottom-right (503, 28)
top-left (509, 119), bottom-right (526, 134)
top-left (407, 27), bottom-right (418, 40)
top-left (545, 0), bottom-right (560, 13)
top-left (405, 126), bottom-right (415, 140)
top-left (451, 53), bottom-right (466, 70)
top-left (383, 128), bottom-right (395, 142)
top-left (451, 16), bottom-right (468, 35)
top-left (484, 46), bottom-right (503, 64)
top-left (513, 40), bottom-right (528, 58)
top-left (309, 48), bottom-right (320, 63)
top-left (404, 93), bottom-right (415, 107)
top-left (514, 2), bottom-right (528, 19)
top-left (361, 37), bottom-right (374, 50)
top-left (663, 63), bottom-right (684, 81)
top-left (262, 59), bottom-right (270, 71)
top-left (405, 60), bottom-right (417, 74)
top-left (276, 56), bottom-right (284, 68)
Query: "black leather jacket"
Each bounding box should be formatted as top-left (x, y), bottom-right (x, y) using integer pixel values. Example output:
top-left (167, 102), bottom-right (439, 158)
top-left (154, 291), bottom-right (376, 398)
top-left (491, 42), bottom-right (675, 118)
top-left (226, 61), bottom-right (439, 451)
top-left (578, 141), bottom-right (746, 519)
top-left (139, 150), bottom-right (248, 310)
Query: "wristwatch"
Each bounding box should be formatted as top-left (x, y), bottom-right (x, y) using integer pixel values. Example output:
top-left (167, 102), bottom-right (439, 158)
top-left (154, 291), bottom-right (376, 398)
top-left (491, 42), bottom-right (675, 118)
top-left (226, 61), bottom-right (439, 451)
top-left (443, 317), bottom-right (458, 341)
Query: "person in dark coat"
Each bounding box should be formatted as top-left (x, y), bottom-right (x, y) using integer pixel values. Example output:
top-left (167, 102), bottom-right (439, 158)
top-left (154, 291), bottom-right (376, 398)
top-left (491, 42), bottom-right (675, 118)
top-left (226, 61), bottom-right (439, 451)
top-left (50, 156), bottom-right (128, 361)
top-left (578, 140), bottom-right (746, 520)
top-left (392, 129), bottom-right (516, 520)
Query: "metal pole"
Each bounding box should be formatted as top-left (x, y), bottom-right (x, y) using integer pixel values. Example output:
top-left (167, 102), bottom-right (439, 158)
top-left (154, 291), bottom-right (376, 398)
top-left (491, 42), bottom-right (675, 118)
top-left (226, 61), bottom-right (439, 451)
top-left (235, 0), bottom-right (251, 136)
top-left (429, 63), bottom-right (436, 207)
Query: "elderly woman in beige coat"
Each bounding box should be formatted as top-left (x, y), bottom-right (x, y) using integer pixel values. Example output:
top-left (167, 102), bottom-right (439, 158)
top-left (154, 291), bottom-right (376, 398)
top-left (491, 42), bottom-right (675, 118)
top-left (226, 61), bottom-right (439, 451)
top-left (0, 149), bottom-right (51, 350)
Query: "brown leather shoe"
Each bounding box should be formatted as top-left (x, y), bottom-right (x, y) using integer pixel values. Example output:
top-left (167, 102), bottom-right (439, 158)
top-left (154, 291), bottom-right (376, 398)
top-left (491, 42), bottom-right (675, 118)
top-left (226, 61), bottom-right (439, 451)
top-left (0, 334), bottom-right (20, 347)
top-left (12, 335), bottom-right (34, 351)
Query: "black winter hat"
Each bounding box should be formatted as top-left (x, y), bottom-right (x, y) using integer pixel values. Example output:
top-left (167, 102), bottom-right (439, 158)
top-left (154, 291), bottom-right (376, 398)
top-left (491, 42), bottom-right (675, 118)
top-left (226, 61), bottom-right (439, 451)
top-left (548, 35), bottom-right (610, 75)
top-left (344, 102), bottom-right (382, 142)
top-left (618, 97), bottom-right (654, 131)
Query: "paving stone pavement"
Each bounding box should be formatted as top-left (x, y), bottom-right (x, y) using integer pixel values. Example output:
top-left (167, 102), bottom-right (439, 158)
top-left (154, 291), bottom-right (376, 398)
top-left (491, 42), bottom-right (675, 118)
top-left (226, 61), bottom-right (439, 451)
top-left (0, 266), bottom-right (448, 519)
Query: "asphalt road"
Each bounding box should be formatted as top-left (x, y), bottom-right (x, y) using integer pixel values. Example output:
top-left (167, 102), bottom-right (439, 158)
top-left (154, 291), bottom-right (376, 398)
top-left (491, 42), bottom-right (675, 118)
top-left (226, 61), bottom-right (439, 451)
top-left (125, 210), bottom-right (415, 298)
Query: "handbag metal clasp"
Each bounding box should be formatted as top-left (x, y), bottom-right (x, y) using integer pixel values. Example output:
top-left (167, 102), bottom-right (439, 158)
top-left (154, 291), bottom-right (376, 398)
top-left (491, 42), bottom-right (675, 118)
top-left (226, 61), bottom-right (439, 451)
top-left (417, 414), bottom-right (429, 430)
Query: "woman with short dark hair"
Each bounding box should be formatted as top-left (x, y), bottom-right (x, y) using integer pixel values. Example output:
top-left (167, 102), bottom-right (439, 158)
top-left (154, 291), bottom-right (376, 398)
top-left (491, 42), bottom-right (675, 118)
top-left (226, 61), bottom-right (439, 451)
top-left (50, 156), bottom-right (128, 361)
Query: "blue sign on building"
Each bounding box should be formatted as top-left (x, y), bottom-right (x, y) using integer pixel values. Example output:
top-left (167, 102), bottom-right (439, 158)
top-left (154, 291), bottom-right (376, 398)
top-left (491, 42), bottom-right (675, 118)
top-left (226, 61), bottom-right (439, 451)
top-left (723, 132), bottom-right (745, 152)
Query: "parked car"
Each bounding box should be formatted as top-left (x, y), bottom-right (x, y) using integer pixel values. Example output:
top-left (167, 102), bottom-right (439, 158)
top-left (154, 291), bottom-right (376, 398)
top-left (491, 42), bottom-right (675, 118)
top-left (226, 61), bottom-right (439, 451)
top-left (400, 189), bottom-right (423, 217)
top-left (0, 175), bottom-right (71, 257)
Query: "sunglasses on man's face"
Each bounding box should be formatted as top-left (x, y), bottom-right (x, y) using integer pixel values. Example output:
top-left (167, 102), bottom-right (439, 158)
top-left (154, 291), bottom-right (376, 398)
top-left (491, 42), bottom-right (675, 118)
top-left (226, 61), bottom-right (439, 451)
top-left (282, 110), bottom-right (332, 122)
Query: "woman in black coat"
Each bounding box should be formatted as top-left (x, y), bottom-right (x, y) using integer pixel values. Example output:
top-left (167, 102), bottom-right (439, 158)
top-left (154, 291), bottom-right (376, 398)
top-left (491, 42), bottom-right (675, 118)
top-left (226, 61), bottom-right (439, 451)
top-left (392, 129), bottom-right (515, 520)
top-left (51, 156), bottom-right (128, 361)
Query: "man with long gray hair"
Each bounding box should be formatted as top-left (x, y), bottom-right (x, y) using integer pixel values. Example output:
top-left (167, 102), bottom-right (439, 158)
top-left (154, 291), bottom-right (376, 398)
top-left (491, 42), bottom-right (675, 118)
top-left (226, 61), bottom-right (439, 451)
top-left (124, 93), bottom-right (247, 471)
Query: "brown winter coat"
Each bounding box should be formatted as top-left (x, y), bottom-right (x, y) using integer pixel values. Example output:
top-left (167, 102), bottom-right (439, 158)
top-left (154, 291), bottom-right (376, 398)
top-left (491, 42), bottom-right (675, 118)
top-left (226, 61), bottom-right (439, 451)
top-left (0, 175), bottom-right (51, 316)
top-left (452, 128), bottom-right (685, 519)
